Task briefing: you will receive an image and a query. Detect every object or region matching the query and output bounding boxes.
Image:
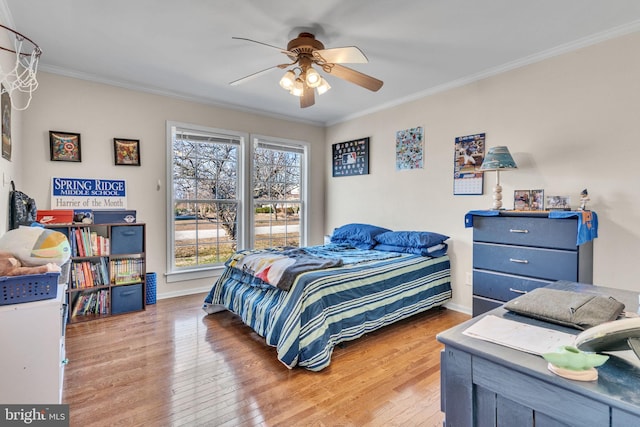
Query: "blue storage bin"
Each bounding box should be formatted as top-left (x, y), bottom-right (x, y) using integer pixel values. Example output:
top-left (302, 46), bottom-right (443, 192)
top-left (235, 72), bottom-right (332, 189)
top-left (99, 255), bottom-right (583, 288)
top-left (93, 209), bottom-right (136, 224)
top-left (111, 283), bottom-right (143, 314)
top-left (111, 225), bottom-right (144, 254)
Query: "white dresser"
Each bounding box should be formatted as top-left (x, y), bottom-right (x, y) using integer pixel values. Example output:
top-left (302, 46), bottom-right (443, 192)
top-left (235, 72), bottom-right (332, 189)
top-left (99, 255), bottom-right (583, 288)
top-left (0, 283), bottom-right (67, 404)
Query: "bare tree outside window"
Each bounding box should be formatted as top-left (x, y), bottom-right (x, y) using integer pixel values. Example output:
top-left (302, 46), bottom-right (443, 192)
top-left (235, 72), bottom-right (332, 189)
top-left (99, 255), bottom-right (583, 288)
top-left (173, 133), bottom-right (240, 268)
top-left (253, 141), bottom-right (303, 249)
top-left (169, 126), bottom-right (307, 272)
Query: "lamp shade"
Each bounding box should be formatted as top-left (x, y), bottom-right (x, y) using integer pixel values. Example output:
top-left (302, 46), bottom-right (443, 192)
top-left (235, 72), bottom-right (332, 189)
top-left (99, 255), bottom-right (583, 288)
top-left (480, 146), bottom-right (517, 171)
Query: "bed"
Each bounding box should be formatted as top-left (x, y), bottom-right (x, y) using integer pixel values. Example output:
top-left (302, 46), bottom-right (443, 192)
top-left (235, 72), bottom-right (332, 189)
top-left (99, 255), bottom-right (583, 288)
top-left (203, 224), bottom-right (452, 371)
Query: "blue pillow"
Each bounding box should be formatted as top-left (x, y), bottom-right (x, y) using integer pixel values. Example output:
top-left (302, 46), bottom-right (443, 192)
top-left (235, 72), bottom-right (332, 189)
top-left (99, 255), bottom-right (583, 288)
top-left (374, 231), bottom-right (449, 248)
top-left (375, 243), bottom-right (448, 258)
top-left (330, 223), bottom-right (391, 249)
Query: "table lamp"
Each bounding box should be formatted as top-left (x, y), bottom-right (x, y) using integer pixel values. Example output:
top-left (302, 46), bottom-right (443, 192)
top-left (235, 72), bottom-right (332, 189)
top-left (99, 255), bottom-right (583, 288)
top-left (479, 146), bottom-right (517, 210)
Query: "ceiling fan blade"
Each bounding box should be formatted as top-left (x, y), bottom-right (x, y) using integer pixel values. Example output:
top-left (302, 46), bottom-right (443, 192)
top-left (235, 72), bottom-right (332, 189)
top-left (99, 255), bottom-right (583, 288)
top-left (229, 63), bottom-right (292, 86)
top-left (313, 46), bottom-right (368, 64)
top-left (231, 37), bottom-right (292, 54)
top-left (229, 65), bottom-right (278, 86)
top-left (325, 64), bottom-right (384, 92)
top-left (300, 84), bottom-right (315, 108)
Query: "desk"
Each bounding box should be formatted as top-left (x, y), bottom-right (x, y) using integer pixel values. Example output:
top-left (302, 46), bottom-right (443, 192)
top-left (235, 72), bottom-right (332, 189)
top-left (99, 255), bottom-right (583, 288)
top-left (437, 282), bottom-right (640, 427)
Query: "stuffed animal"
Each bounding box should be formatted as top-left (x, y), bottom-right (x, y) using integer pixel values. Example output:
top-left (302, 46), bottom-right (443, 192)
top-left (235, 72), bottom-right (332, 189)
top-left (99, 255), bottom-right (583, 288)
top-left (0, 250), bottom-right (61, 277)
top-left (0, 226), bottom-right (70, 266)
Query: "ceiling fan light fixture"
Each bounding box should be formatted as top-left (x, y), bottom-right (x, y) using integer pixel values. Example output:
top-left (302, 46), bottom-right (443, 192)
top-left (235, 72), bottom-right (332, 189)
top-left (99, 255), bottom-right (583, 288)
top-left (305, 67), bottom-right (321, 88)
top-left (316, 78), bottom-right (331, 95)
top-left (290, 78), bottom-right (304, 97)
top-left (279, 70), bottom-right (296, 90)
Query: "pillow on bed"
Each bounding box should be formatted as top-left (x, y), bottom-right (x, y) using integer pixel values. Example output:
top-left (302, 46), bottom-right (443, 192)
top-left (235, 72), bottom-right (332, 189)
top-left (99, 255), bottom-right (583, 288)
top-left (374, 230), bottom-right (449, 248)
top-left (375, 243), bottom-right (448, 257)
top-left (330, 223), bottom-right (391, 249)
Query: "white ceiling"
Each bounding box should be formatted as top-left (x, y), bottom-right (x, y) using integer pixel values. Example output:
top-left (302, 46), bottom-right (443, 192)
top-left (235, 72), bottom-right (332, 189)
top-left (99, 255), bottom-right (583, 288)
top-left (3, 1), bottom-right (640, 126)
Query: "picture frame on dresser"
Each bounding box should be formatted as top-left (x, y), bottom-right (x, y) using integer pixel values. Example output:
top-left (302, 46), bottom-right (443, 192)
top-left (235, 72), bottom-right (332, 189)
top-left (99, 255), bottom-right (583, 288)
top-left (513, 190), bottom-right (530, 210)
top-left (530, 189), bottom-right (544, 211)
top-left (547, 195), bottom-right (571, 210)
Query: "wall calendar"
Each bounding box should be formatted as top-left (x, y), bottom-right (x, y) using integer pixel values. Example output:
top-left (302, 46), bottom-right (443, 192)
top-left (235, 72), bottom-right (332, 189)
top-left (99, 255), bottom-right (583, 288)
top-left (332, 137), bottom-right (370, 177)
top-left (453, 133), bottom-right (485, 195)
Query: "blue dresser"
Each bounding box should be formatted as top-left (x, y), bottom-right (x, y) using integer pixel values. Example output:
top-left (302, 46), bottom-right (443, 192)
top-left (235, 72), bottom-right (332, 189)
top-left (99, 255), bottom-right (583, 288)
top-left (472, 212), bottom-right (594, 316)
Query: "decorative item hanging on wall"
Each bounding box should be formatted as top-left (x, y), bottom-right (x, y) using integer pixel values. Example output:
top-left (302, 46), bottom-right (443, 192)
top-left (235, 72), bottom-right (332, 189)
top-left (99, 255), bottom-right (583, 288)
top-left (1, 84), bottom-right (11, 161)
top-left (453, 133), bottom-right (485, 195)
top-left (332, 137), bottom-right (369, 177)
top-left (0, 24), bottom-right (42, 111)
top-left (49, 131), bottom-right (81, 162)
top-left (395, 126), bottom-right (424, 170)
top-left (114, 138), bottom-right (141, 166)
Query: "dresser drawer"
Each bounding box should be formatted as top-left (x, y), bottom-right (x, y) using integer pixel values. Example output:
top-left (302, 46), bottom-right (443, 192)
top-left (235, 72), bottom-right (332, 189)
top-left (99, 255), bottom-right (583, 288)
top-left (472, 296), bottom-right (503, 316)
top-left (473, 242), bottom-right (578, 281)
top-left (473, 216), bottom-right (578, 250)
top-left (473, 270), bottom-right (552, 301)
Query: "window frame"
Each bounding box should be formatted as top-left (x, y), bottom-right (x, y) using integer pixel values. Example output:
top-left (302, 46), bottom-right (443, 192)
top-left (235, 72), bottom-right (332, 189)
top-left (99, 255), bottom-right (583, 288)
top-left (250, 134), bottom-right (309, 249)
top-left (165, 124), bottom-right (309, 283)
top-left (165, 121), bottom-right (248, 282)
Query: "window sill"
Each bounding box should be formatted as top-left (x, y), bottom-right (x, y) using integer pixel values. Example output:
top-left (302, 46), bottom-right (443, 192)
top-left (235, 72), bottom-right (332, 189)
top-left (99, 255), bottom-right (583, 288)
top-left (165, 266), bottom-right (225, 283)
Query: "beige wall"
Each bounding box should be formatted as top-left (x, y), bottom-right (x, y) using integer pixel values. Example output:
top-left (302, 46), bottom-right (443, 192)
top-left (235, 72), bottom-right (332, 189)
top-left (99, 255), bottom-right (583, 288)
top-left (326, 31), bottom-right (640, 313)
top-left (15, 73), bottom-right (325, 298)
top-left (0, 25), bottom-right (25, 231)
top-left (3, 31), bottom-right (639, 311)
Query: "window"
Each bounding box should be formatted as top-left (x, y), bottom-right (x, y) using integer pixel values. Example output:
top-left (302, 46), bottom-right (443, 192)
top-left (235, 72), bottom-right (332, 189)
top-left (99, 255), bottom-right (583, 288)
top-left (167, 123), bottom-right (308, 280)
top-left (167, 122), bottom-right (246, 276)
top-left (252, 136), bottom-right (307, 249)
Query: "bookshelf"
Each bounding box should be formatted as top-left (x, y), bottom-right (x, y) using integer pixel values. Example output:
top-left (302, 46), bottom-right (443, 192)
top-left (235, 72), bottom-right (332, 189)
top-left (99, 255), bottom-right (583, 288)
top-left (46, 223), bottom-right (146, 323)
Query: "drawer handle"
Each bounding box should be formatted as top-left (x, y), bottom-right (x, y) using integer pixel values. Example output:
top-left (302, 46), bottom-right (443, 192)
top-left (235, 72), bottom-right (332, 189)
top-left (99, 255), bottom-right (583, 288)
top-left (509, 288), bottom-right (527, 295)
top-left (61, 358), bottom-right (69, 365)
top-left (509, 229), bottom-right (529, 233)
top-left (509, 258), bottom-right (529, 264)
top-left (119, 290), bottom-right (137, 296)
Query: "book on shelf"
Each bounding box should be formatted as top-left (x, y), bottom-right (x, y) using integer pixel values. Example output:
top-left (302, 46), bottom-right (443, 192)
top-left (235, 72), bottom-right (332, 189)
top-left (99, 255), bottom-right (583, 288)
top-left (70, 259), bottom-right (112, 289)
top-left (70, 289), bottom-right (110, 317)
top-left (70, 227), bottom-right (110, 257)
top-left (110, 257), bottom-right (144, 285)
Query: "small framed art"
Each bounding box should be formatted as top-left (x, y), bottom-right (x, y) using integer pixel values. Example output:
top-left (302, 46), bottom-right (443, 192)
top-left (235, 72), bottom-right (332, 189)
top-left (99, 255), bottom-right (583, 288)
top-left (50, 131), bottom-right (81, 162)
top-left (114, 138), bottom-right (141, 166)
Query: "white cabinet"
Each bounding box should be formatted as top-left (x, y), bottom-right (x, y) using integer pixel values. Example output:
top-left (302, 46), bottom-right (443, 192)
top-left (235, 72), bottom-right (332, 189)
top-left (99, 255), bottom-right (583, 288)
top-left (0, 284), bottom-right (67, 404)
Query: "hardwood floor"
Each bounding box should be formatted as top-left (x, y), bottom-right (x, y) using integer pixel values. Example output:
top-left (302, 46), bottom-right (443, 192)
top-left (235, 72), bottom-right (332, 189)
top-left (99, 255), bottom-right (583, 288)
top-left (63, 293), bottom-right (469, 426)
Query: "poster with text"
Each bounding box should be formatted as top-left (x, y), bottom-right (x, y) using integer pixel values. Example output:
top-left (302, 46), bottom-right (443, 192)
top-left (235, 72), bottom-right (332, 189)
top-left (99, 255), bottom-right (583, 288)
top-left (453, 133), bottom-right (485, 195)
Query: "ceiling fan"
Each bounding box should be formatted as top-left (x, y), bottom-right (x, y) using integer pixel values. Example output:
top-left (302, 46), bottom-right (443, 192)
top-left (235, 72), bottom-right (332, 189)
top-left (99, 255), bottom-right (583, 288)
top-left (230, 32), bottom-right (383, 108)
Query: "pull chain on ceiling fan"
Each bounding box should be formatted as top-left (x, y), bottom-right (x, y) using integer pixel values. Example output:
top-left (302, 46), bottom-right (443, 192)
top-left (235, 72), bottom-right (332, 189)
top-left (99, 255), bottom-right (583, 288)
top-left (230, 32), bottom-right (383, 108)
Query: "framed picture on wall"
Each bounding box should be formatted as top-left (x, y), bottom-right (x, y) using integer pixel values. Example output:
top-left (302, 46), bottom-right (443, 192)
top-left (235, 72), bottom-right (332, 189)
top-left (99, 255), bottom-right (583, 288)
top-left (50, 131), bottom-right (81, 162)
top-left (332, 137), bottom-right (369, 177)
top-left (114, 138), bottom-right (141, 166)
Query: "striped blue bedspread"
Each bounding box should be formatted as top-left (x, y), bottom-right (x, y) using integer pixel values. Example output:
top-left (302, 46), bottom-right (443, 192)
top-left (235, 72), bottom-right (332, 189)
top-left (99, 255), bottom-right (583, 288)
top-left (203, 246), bottom-right (452, 371)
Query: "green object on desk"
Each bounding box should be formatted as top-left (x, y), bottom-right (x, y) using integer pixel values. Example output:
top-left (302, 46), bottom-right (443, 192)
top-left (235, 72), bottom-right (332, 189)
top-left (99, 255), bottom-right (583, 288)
top-left (543, 345), bottom-right (609, 371)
